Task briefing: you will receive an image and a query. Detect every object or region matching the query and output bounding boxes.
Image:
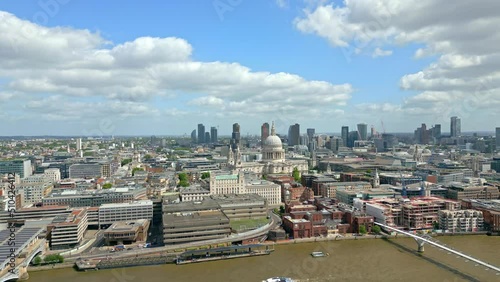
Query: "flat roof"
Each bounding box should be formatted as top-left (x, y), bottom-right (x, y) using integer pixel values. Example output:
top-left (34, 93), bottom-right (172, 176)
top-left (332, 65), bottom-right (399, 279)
top-left (100, 200), bottom-right (152, 208)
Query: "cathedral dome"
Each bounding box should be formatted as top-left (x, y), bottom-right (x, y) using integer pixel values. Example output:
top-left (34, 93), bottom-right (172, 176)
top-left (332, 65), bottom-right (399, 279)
top-left (264, 135), bottom-right (282, 149)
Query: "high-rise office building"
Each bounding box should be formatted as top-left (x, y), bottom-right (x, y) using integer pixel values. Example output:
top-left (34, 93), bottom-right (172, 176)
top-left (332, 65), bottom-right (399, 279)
top-left (76, 138), bottom-right (82, 151)
top-left (341, 126), bottom-right (349, 147)
top-left (231, 123), bottom-right (241, 150)
top-left (0, 159), bottom-right (32, 179)
top-left (197, 124), bottom-right (205, 144)
top-left (191, 130), bottom-right (197, 143)
top-left (261, 123), bottom-right (270, 142)
top-left (496, 127), bottom-right (500, 150)
top-left (433, 124), bottom-right (441, 139)
top-left (205, 132), bottom-right (210, 144)
top-left (288, 124), bottom-right (300, 146)
top-left (210, 127), bottom-right (218, 143)
top-left (348, 131), bottom-right (358, 148)
top-left (307, 128), bottom-right (315, 143)
top-left (357, 123), bottom-right (368, 141)
top-left (450, 116), bottom-right (461, 138)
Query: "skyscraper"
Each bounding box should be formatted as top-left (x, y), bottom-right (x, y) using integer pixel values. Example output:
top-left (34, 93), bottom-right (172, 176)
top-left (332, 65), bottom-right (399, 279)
top-left (210, 126), bottom-right (218, 143)
top-left (307, 128), bottom-right (315, 143)
top-left (205, 132), bottom-right (210, 144)
top-left (357, 123), bottom-right (368, 141)
top-left (261, 122), bottom-right (270, 142)
top-left (341, 126), bottom-right (349, 147)
top-left (197, 123), bottom-right (205, 144)
top-left (191, 129), bottom-right (197, 143)
top-left (450, 116), bottom-right (461, 138)
top-left (288, 123), bottom-right (300, 146)
top-left (231, 123), bottom-right (241, 149)
top-left (76, 138), bottom-right (82, 151)
top-left (496, 127), bottom-right (500, 150)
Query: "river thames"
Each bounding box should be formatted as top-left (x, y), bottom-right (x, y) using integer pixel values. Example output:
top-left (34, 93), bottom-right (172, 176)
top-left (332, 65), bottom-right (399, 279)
top-left (29, 236), bottom-right (499, 282)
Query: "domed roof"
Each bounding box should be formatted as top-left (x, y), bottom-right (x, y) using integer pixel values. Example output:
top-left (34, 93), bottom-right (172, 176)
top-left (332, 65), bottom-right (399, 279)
top-left (263, 121), bottom-right (283, 149)
top-left (264, 135), bottom-right (282, 148)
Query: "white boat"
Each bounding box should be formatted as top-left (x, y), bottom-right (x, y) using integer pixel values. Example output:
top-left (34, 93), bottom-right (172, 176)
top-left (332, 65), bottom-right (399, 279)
top-left (311, 251), bottom-right (328, 257)
top-left (262, 277), bottom-right (294, 282)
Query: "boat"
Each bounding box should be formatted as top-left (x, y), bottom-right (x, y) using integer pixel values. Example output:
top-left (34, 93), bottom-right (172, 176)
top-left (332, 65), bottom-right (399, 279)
top-left (262, 277), bottom-right (294, 282)
top-left (311, 251), bottom-right (329, 257)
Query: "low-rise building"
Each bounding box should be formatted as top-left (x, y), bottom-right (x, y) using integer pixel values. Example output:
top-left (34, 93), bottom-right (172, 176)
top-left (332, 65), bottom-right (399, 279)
top-left (103, 219), bottom-right (150, 245)
top-left (211, 193), bottom-right (267, 219)
top-left (162, 210), bottom-right (231, 245)
top-left (179, 185), bottom-right (210, 202)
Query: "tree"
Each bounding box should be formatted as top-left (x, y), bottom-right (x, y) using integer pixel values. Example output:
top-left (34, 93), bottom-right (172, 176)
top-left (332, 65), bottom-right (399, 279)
top-left (177, 173), bottom-right (189, 187)
top-left (102, 183), bottom-right (112, 189)
top-left (132, 167), bottom-right (144, 176)
top-left (359, 225), bottom-right (367, 235)
top-left (33, 256), bottom-right (42, 265)
top-left (292, 167), bottom-right (300, 182)
top-left (121, 158), bottom-right (132, 166)
top-left (43, 254), bottom-right (64, 264)
top-left (372, 225), bottom-right (381, 234)
top-left (279, 205), bottom-right (285, 215)
top-left (433, 221), bottom-right (440, 230)
top-left (201, 172), bottom-right (210, 179)
top-left (144, 154), bottom-right (153, 161)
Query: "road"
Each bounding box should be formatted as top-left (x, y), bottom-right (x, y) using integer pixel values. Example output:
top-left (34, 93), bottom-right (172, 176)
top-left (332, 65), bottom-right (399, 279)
top-left (66, 210), bottom-right (281, 262)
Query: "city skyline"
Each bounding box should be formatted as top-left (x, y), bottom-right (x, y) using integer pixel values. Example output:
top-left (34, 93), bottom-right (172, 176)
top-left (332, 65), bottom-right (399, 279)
top-left (1, 1), bottom-right (500, 135)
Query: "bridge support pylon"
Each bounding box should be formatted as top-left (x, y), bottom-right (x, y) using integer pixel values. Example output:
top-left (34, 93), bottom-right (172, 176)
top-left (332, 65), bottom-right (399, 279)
top-left (413, 237), bottom-right (426, 253)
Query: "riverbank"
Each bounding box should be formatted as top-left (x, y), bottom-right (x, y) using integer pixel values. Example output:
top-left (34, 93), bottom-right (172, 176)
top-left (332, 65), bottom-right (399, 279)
top-left (25, 231), bottom-right (491, 273)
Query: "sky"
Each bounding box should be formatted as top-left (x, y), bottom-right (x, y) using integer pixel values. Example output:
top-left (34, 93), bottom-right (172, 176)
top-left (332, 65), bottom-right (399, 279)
top-left (0, 0), bottom-right (499, 136)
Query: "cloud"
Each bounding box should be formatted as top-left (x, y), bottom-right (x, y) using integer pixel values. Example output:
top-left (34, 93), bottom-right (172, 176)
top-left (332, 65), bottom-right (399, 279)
top-left (295, 0), bottom-right (500, 128)
top-left (0, 10), bottom-right (352, 134)
top-left (372, 47), bottom-right (392, 58)
top-left (276, 0), bottom-right (287, 9)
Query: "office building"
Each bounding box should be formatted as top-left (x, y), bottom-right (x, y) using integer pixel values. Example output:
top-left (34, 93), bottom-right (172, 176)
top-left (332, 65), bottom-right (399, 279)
top-left (288, 123), bottom-right (300, 146)
top-left (210, 126), bottom-right (218, 143)
top-left (19, 175), bottom-right (53, 205)
top-left (42, 186), bottom-right (147, 207)
top-left (44, 168), bottom-right (61, 183)
top-left (357, 123), bottom-right (368, 141)
top-left (197, 123), bottom-right (205, 144)
top-left (205, 132), bottom-right (210, 144)
top-left (209, 172), bottom-right (246, 195)
top-left (450, 116), bottom-right (461, 137)
top-left (496, 127), bottom-right (500, 150)
top-left (103, 219), bottom-right (150, 245)
top-left (231, 123), bottom-right (241, 149)
top-left (191, 129), bottom-right (197, 143)
top-left (0, 159), bottom-right (32, 179)
top-left (261, 123), bottom-right (270, 143)
top-left (98, 200), bottom-right (153, 225)
top-left (163, 210), bottom-right (231, 245)
top-left (245, 180), bottom-right (282, 206)
top-left (76, 138), bottom-right (82, 151)
top-left (306, 128), bottom-right (315, 143)
top-left (68, 163), bottom-right (102, 179)
top-left (47, 209), bottom-right (88, 250)
top-left (341, 126), bottom-right (349, 147)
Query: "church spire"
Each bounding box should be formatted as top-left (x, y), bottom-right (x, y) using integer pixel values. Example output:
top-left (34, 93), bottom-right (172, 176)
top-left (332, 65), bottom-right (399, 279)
top-left (271, 121), bottom-right (276, 136)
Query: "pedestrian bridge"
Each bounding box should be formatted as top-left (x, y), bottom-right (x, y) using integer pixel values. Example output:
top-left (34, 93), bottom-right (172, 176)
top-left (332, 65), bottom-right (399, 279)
top-left (374, 222), bottom-right (500, 274)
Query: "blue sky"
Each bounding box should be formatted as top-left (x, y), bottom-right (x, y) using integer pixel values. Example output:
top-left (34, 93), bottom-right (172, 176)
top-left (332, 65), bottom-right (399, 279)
top-left (0, 0), bottom-right (498, 136)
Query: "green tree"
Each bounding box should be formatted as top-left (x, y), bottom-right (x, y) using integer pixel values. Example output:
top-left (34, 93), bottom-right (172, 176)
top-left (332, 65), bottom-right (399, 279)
top-left (359, 225), bottom-right (367, 235)
top-left (372, 225), bottom-right (381, 234)
top-left (121, 158), bottom-right (132, 166)
top-left (292, 167), bottom-right (301, 182)
top-left (201, 172), bottom-right (210, 179)
top-left (279, 205), bottom-right (285, 215)
top-left (177, 173), bottom-right (189, 187)
top-left (132, 167), bottom-right (144, 176)
top-left (144, 154), bottom-right (153, 161)
top-left (433, 221), bottom-right (440, 230)
top-left (102, 183), bottom-right (112, 189)
top-left (33, 256), bottom-right (42, 265)
top-left (83, 151), bottom-right (94, 157)
top-left (43, 254), bottom-right (64, 264)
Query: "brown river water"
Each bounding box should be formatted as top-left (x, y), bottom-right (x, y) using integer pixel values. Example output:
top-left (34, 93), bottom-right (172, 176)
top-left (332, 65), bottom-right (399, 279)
top-left (28, 236), bottom-right (499, 282)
